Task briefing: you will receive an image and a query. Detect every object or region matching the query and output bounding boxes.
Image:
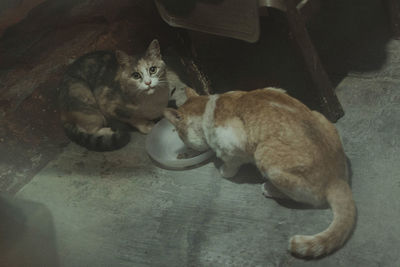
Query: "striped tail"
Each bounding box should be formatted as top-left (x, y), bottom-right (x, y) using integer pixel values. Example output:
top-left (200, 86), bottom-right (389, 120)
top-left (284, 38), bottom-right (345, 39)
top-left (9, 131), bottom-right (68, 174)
top-left (64, 123), bottom-right (130, 151)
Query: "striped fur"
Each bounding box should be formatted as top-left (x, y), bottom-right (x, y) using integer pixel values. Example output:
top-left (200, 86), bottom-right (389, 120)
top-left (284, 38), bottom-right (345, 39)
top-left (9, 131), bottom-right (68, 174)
top-left (58, 39), bottom-right (172, 151)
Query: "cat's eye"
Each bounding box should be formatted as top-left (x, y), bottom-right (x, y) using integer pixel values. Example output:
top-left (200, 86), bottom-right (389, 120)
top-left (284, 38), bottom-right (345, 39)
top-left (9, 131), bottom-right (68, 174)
top-left (149, 66), bottom-right (157, 74)
top-left (132, 72), bottom-right (141, 79)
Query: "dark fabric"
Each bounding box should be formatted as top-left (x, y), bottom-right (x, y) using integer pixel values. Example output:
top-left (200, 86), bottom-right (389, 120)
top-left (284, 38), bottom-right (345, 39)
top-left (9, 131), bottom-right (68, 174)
top-left (155, 0), bottom-right (260, 42)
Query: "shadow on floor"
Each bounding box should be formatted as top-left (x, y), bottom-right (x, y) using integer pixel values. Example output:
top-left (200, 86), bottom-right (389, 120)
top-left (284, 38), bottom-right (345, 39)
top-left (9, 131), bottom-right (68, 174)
top-left (0, 195), bottom-right (59, 267)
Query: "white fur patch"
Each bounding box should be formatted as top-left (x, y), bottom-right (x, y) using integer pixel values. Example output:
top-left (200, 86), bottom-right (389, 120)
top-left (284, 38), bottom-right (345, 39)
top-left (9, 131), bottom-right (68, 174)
top-left (202, 95), bottom-right (249, 162)
top-left (214, 125), bottom-right (246, 154)
top-left (96, 127), bottom-right (114, 135)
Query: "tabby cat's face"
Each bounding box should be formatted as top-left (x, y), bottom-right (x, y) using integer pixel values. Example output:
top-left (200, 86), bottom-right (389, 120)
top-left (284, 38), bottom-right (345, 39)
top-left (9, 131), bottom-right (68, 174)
top-left (116, 39), bottom-right (167, 95)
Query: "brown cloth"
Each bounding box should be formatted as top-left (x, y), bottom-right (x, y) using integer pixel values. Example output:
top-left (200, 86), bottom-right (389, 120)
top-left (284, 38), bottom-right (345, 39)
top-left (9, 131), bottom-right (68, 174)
top-left (155, 0), bottom-right (260, 43)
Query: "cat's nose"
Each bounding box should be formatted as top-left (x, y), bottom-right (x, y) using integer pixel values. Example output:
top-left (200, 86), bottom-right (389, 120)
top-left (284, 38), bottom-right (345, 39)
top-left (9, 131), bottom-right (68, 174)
top-left (145, 81), bottom-right (152, 86)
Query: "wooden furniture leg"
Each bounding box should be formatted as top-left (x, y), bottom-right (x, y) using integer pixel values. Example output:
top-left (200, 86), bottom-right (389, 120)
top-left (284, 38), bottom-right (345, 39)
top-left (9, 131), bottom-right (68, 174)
top-left (285, 0), bottom-right (344, 122)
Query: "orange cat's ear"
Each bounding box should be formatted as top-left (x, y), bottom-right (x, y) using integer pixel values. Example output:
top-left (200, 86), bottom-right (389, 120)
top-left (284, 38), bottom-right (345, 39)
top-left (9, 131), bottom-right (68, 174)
top-left (163, 108), bottom-right (183, 125)
top-left (115, 50), bottom-right (130, 67)
top-left (185, 87), bottom-right (199, 98)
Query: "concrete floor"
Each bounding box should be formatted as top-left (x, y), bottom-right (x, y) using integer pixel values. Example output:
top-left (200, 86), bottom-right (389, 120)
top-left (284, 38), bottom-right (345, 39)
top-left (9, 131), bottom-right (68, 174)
top-left (1, 1), bottom-right (400, 266)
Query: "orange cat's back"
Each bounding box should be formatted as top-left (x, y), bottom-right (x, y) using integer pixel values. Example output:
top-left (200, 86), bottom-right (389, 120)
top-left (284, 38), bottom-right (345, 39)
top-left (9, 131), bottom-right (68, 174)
top-left (214, 88), bottom-right (340, 154)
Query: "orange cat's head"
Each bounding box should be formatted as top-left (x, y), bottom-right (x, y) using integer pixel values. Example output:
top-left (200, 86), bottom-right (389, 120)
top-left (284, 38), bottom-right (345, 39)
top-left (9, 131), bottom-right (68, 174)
top-left (164, 88), bottom-right (210, 152)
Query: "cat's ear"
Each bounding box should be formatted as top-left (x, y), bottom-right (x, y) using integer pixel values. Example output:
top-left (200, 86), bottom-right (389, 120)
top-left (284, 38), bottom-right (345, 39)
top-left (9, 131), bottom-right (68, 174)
top-left (146, 39), bottom-right (161, 59)
top-left (163, 108), bottom-right (183, 125)
top-left (185, 87), bottom-right (199, 98)
top-left (115, 50), bottom-right (130, 67)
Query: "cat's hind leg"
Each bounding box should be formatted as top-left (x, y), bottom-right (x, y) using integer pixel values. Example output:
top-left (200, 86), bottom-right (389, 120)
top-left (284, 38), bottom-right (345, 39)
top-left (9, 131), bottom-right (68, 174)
top-left (254, 142), bottom-right (355, 258)
top-left (60, 78), bottom-right (130, 150)
top-left (254, 142), bottom-right (324, 206)
top-left (63, 110), bottom-right (130, 151)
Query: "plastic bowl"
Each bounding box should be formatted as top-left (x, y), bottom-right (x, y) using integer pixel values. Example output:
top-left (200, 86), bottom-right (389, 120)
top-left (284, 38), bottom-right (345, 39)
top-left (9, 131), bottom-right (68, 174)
top-left (145, 119), bottom-right (214, 170)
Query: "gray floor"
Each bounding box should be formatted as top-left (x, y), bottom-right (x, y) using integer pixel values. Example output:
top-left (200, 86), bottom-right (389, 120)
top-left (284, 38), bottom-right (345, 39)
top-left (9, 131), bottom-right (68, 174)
top-left (2, 37), bottom-right (399, 266)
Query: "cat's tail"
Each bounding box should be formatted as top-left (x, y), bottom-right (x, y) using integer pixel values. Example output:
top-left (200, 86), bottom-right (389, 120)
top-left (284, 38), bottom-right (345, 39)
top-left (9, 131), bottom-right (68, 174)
top-left (289, 178), bottom-right (356, 258)
top-left (63, 123), bottom-right (130, 151)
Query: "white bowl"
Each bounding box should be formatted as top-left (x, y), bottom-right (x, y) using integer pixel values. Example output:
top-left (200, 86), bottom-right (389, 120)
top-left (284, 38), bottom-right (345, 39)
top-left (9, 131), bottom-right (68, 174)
top-left (145, 119), bottom-right (214, 170)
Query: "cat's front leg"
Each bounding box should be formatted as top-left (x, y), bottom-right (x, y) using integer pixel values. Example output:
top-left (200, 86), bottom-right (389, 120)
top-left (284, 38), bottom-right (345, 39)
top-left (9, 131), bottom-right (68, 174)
top-left (114, 104), bottom-right (139, 118)
top-left (219, 163), bottom-right (239, 178)
top-left (129, 118), bottom-right (154, 134)
top-left (218, 158), bottom-right (243, 178)
top-left (113, 105), bottom-right (154, 134)
top-left (261, 182), bottom-right (289, 199)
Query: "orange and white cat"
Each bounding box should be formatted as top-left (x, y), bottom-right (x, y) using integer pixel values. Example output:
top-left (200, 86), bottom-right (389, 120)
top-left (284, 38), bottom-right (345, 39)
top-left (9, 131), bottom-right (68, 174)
top-left (164, 87), bottom-right (356, 258)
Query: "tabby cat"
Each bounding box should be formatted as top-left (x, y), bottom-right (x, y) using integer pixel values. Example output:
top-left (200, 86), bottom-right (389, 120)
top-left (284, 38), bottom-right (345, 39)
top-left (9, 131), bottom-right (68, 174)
top-left (59, 39), bottom-right (187, 151)
top-left (164, 87), bottom-right (356, 258)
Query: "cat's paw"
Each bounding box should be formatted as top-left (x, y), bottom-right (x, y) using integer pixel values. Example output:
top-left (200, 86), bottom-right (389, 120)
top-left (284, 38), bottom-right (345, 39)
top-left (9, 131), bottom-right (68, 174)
top-left (136, 122), bottom-right (154, 134)
top-left (261, 183), bottom-right (288, 199)
top-left (219, 164), bottom-right (238, 178)
top-left (126, 104), bottom-right (139, 111)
